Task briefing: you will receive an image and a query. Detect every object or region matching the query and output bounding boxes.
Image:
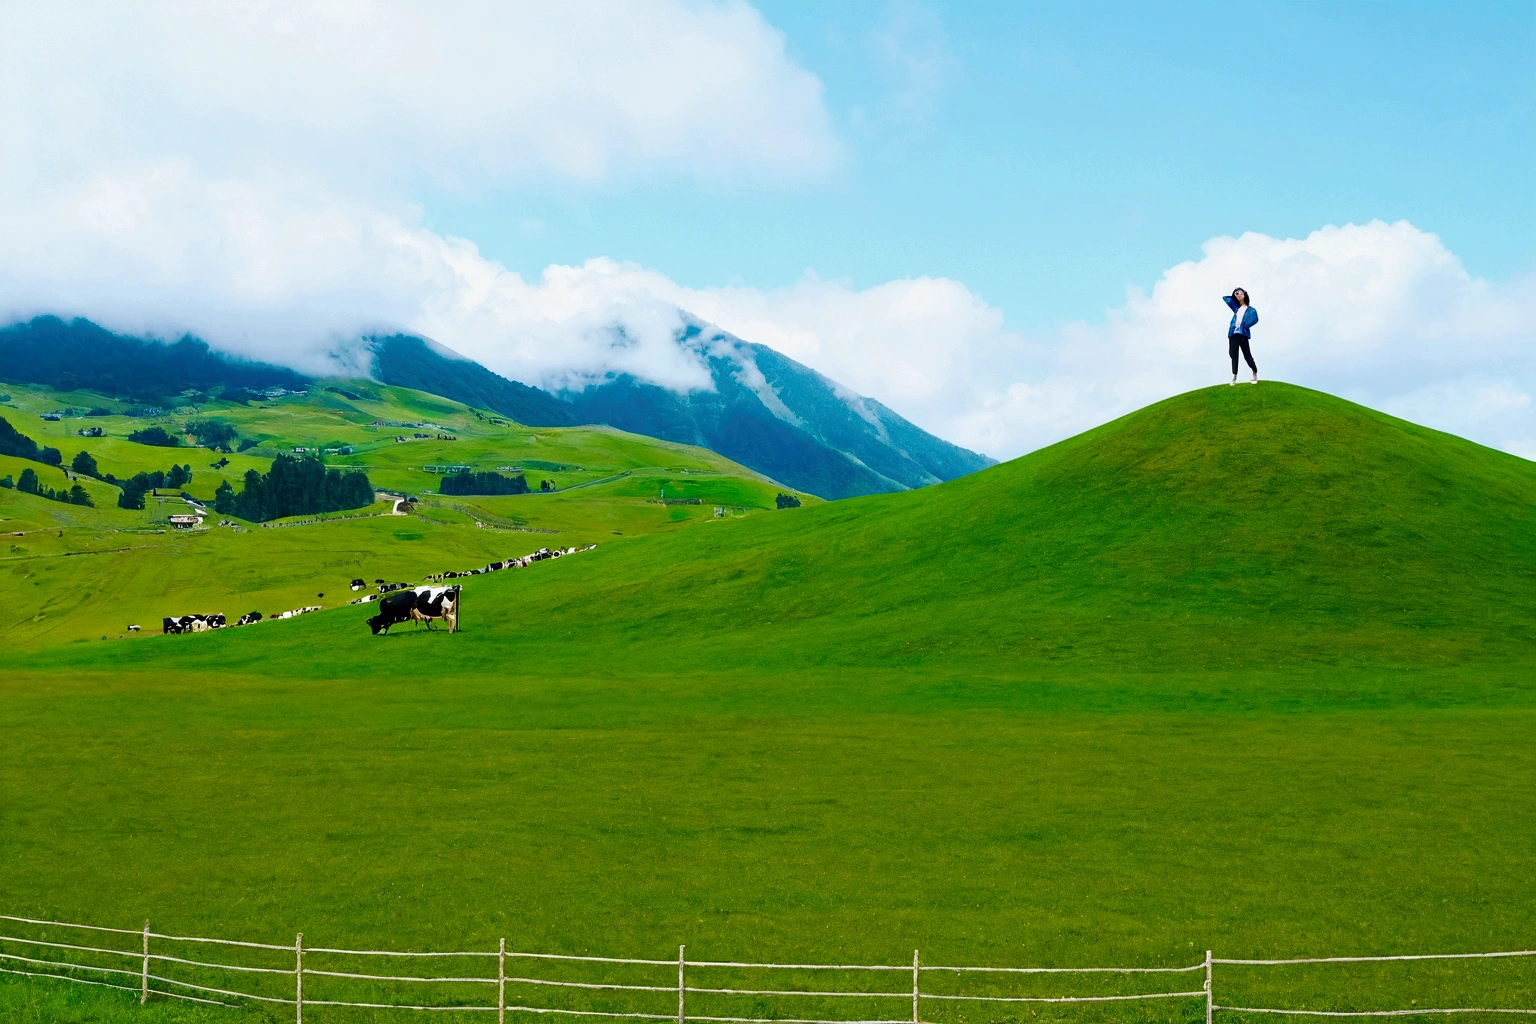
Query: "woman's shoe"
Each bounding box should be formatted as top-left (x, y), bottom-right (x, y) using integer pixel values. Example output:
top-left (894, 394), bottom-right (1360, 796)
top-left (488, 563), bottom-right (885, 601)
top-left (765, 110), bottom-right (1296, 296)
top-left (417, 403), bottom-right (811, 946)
top-left (1229, 376), bottom-right (1237, 386)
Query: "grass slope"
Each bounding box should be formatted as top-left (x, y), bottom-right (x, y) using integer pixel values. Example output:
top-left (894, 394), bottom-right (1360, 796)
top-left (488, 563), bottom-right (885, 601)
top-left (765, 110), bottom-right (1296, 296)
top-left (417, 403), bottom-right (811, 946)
top-left (3, 383), bottom-right (1535, 1019)
top-left (1, 382), bottom-right (811, 648)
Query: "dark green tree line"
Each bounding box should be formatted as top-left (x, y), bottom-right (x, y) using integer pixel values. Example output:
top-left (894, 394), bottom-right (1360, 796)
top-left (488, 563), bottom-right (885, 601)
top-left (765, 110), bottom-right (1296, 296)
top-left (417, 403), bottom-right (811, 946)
top-left (439, 470), bottom-right (530, 496)
top-left (0, 415), bottom-right (61, 466)
top-left (128, 425), bottom-right (182, 447)
top-left (213, 454), bottom-right (373, 522)
top-left (15, 467), bottom-right (92, 507)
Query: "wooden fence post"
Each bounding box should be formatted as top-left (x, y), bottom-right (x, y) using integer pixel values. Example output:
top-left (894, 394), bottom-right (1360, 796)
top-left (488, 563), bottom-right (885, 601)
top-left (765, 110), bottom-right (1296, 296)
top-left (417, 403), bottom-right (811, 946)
top-left (911, 950), bottom-right (919, 1024)
top-left (140, 921), bottom-right (149, 1004)
top-left (677, 945), bottom-right (686, 1024)
top-left (296, 932), bottom-right (304, 1024)
top-left (499, 938), bottom-right (506, 1024)
top-left (1205, 949), bottom-right (1213, 1024)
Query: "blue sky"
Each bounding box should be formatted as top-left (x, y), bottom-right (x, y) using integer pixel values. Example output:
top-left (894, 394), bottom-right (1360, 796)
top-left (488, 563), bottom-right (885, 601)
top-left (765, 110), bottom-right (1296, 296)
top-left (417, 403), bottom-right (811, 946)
top-left (3, 0), bottom-right (1534, 459)
top-left (424, 1), bottom-right (1535, 331)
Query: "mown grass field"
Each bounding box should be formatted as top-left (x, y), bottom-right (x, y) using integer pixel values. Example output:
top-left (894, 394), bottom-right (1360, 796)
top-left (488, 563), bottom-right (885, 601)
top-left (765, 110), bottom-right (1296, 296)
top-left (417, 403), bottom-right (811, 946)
top-left (2, 383), bottom-right (1534, 1021)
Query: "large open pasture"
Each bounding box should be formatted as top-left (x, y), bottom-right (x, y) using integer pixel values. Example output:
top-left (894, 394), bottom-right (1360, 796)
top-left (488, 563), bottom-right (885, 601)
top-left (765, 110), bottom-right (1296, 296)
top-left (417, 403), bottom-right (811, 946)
top-left (3, 383), bottom-right (1534, 1020)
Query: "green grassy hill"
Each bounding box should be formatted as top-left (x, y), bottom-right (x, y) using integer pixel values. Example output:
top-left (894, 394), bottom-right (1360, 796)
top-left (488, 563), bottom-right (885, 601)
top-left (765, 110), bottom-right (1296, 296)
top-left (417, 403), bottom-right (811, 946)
top-left (35, 380), bottom-right (1525, 675)
top-left (0, 380), bottom-right (812, 647)
top-left (3, 382), bottom-right (1535, 1019)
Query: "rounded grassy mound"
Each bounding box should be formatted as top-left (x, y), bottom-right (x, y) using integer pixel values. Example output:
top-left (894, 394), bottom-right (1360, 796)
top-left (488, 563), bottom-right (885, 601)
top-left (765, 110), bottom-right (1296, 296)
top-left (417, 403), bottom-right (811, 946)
top-left (34, 381), bottom-right (1535, 681)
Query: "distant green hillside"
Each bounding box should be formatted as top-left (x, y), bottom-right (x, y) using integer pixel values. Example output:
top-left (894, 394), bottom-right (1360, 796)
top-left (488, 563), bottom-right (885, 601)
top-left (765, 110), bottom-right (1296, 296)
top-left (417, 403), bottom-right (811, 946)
top-left (0, 378), bottom-right (812, 647)
top-left (62, 381), bottom-right (1529, 678)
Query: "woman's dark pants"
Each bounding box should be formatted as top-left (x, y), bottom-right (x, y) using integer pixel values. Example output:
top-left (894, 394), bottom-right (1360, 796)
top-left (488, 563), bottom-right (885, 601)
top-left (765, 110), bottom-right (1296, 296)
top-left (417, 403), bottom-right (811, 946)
top-left (1229, 333), bottom-right (1256, 374)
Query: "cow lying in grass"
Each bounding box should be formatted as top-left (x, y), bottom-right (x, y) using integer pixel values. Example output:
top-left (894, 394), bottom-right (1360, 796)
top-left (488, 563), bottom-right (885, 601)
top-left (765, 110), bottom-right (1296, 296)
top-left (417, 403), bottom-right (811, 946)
top-left (367, 585), bottom-right (460, 635)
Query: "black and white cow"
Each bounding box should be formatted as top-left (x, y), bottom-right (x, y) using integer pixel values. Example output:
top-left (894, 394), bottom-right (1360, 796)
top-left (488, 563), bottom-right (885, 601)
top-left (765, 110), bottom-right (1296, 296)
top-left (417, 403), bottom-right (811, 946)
top-left (237, 611), bottom-right (263, 626)
top-left (162, 613), bottom-right (226, 634)
top-left (349, 578), bottom-right (366, 591)
top-left (367, 590), bottom-right (420, 635)
top-left (410, 585), bottom-right (460, 633)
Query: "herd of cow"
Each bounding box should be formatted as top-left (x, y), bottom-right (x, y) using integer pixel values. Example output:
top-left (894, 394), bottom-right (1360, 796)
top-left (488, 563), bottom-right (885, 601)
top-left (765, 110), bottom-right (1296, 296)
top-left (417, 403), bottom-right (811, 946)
top-left (159, 604), bottom-right (323, 634)
top-left (348, 544), bottom-right (597, 635)
top-left (156, 543), bottom-right (597, 638)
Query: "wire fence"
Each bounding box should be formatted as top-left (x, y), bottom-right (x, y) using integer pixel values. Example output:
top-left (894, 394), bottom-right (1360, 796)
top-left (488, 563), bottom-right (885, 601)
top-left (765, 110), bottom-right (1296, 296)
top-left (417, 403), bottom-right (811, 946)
top-left (1, 914), bottom-right (1533, 1021)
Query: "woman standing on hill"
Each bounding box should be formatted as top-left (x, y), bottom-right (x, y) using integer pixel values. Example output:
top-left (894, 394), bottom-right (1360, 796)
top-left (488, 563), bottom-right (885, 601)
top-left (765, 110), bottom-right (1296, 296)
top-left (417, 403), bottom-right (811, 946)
top-left (1224, 288), bottom-right (1259, 384)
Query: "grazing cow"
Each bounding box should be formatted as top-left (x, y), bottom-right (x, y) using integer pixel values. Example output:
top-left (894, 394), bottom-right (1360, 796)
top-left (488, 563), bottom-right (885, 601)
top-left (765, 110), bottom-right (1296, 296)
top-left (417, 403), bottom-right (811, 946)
top-left (127, 624), bottom-right (140, 632)
top-left (367, 590), bottom-right (419, 635)
top-left (350, 579), bottom-right (366, 591)
top-left (410, 585), bottom-right (461, 633)
top-left (237, 611), bottom-right (263, 626)
top-left (162, 613), bottom-right (226, 634)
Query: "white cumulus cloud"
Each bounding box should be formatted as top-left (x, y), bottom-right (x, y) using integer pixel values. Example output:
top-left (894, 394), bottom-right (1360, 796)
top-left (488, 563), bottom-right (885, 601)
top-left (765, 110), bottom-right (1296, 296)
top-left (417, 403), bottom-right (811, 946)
top-left (0, 0), bottom-right (837, 189)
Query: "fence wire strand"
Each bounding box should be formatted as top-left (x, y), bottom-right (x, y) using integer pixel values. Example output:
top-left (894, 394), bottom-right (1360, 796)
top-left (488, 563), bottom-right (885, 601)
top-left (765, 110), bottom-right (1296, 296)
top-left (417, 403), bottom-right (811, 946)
top-left (0, 915), bottom-right (142, 936)
top-left (922, 989), bottom-right (1208, 1004)
top-left (923, 962), bottom-right (1207, 975)
top-left (0, 934), bottom-right (140, 959)
top-left (1216, 1008), bottom-right (1536, 1017)
top-left (0, 951), bottom-right (142, 980)
top-left (148, 972), bottom-right (295, 1004)
top-left (148, 951), bottom-right (291, 973)
top-left (1215, 951), bottom-right (1536, 966)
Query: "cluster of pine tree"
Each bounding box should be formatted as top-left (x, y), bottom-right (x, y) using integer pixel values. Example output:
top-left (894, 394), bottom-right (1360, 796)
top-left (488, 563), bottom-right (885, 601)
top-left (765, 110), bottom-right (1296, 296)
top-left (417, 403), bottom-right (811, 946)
top-left (4, 467), bottom-right (93, 506)
top-left (439, 469), bottom-right (530, 496)
top-left (213, 454), bottom-right (373, 523)
top-left (116, 464), bottom-right (194, 510)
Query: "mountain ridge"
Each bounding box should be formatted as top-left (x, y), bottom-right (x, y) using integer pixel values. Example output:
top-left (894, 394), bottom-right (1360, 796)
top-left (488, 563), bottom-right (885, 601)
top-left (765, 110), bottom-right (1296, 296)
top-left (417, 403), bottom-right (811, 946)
top-left (0, 314), bottom-right (991, 500)
top-left (371, 320), bottom-right (993, 499)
